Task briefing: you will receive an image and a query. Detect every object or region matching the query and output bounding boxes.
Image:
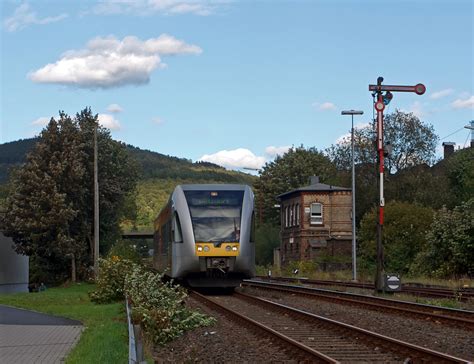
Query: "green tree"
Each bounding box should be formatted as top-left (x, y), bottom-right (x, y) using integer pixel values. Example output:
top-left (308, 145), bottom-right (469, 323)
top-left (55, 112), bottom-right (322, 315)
top-left (358, 201), bottom-right (434, 274)
top-left (255, 223), bottom-right (280, 265)
top-left (2, 108), bottom-right (138, 282)
top-left (254, 146), bottom-right (338, 225)
top-left (412, 199), bottom-right (474, 277)
top-left (326, 110), bottom-right (439, 223)
top-left (446, 147), bottom-right (474, 204)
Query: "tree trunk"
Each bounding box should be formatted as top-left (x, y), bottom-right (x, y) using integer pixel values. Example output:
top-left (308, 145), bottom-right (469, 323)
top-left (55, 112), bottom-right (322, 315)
top-left (71, 254), bottom-right (76, 283)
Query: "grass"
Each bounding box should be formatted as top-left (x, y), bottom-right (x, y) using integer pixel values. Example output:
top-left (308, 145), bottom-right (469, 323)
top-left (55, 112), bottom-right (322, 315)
top-left (0, 283), bottom-right (128, 364)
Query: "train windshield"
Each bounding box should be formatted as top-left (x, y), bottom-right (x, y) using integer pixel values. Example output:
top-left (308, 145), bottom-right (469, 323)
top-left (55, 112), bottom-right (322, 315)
top-left (184, 190), bottom-right (244, 243)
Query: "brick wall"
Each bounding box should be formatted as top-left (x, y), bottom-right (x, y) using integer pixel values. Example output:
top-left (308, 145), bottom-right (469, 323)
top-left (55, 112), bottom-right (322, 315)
top-left (280, 190), bottom-right (352, 266)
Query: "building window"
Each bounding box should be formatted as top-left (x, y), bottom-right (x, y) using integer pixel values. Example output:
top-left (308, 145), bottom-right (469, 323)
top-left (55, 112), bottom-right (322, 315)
top-left (310, 203), bottom-right (323, 225)
top-left (289, 205), bottom-right (293, 227)
top-left (285, 206), bottom-right (288, 227)
top-left (296, 203), bottom-right (300, 226)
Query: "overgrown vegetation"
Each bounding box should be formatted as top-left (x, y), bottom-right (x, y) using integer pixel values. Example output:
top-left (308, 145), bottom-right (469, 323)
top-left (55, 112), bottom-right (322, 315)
top-left (125, 265), bottom-right (215, 346)
top-left (89, 256), bottom-right (215, 346)
top-left (89, 256), bottom-right (135, 304)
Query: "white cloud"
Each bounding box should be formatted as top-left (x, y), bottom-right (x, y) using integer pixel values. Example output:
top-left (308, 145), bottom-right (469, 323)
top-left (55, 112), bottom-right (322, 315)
top-left (264, 145), bottom-right (291, 158)
top-left (430, 88), bottom-right (454, 100)
top-left (199, 148), bottom-right (266, 170)
top-left (107, 103), bottom-right (123, 113)
top-left (98, 113), bottom-right (121, 130)
top-left (31, 116), bottom-right (50, 126)
top-left (93, 0), bottom-right (218, 16)
top-left (312, 101), bottom-right (336, 111)
top-left (152, 117), bottom-right (164, 125)
top-left (452, 95), bottom-right (474, 109)
top-left (28, 35), bottom-right (202, 89)
top-left (3, 3), bottom-right (68, 32)
top-left (408, 101), bottom-right (424, 118)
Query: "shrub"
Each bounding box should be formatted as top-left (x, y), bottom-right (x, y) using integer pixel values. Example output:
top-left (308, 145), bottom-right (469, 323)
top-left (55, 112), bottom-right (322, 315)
top-left (124, 265), bottom-right (215, 346)
top-left (108, 240), bottom-right (141, 263)
top-left (89, 256), bottom-right (135, 303)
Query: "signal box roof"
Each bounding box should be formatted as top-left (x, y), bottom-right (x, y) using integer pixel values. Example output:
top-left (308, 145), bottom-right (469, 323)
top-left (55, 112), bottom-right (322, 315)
top-left (278, 182), bottom-right (350, 199)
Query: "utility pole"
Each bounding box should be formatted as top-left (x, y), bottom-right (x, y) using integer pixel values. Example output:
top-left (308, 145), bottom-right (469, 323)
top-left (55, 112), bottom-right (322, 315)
top-left (93, 122), bottom-right (100, 279)
top-left (341, 109), bottom-right (364, 282)
top-left (369, 77), bottom-right (425, 292)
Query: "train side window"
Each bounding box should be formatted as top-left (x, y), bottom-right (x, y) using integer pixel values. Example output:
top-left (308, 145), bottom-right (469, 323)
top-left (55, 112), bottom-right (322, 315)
top-left (172, 213), bottom-right (183, 243)
top-left (250, 211), bottom-right (255, 243)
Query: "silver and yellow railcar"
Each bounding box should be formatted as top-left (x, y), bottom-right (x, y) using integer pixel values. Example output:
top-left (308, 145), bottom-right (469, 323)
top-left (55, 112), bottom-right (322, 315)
top-left (153, 184), bottom-right (255, 287)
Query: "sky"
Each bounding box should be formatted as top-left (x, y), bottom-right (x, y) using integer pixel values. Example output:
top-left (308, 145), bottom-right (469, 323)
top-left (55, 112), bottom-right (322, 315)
top-left (1, 0), bottom-right (473, 172)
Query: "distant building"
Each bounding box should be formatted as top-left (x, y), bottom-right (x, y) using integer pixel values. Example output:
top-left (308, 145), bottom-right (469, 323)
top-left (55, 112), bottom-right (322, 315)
top-left (0, 232), bottom-right (29, 293)
top-left (278, 176), bottom-right (352, 266)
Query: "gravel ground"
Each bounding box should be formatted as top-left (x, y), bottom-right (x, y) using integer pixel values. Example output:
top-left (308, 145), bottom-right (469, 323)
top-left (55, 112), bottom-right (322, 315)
top-left (152, 295), bottom-right (298, 363)
top-left (239, 286), bottom-right (474, 361)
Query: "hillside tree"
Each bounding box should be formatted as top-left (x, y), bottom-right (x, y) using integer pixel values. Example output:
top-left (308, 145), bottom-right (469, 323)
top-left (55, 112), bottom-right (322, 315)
top-left (2, 108), bottom-right (138, 282)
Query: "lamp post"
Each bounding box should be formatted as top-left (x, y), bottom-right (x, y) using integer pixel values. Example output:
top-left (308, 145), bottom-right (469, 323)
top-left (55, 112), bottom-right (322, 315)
top-left (341, 109), bottom-right (364, 282)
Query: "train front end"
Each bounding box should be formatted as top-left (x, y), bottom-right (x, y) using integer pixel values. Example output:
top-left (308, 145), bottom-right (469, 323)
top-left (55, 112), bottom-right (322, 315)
top-left (175, 184), bottom-right (255, 288)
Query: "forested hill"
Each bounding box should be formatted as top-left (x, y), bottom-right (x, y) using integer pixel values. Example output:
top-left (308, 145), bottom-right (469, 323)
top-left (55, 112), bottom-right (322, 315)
top-left (0, 138), bottom-right (255, 185)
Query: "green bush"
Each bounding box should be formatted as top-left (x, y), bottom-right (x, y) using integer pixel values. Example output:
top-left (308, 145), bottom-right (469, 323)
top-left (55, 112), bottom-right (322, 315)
top-left (283, 260), bottom-right (317, 276)
top-left (108, 240), bottom-right (141, 263)
top-left (89, 256), bottom-right (135, 303)
top-left (124, 266), bottom-right (215, 346)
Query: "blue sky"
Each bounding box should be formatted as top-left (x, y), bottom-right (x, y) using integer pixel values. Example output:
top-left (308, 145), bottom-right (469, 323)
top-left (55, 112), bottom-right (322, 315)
top-left (1, 0), bottom-right (473, 171)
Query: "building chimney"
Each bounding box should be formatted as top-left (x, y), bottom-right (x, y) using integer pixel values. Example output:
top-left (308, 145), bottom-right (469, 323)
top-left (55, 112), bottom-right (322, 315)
top-left (442, 142), bottom-right (455, 159)
top-left (309, 176), bottom-right (320, 185)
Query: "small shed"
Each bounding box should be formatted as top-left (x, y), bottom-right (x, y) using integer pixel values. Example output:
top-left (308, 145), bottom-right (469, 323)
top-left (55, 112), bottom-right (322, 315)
top-left (278, 176), bottom-right (352, 266)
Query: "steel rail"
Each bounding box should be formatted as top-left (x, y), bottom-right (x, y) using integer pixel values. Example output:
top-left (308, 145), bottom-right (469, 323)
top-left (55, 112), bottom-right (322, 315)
top-left (235, 291), bottom-right (471, 364)
top-left (243, 280), bottom-right (474, 330)
top-left (190, 291), bottom-right (339, 363)
top-left (256, 276), bottom-right (474, 301)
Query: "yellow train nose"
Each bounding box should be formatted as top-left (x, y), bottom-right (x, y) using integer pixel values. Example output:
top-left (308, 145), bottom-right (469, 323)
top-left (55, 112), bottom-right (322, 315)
top-left (195, 243), bottom-right (239, 256)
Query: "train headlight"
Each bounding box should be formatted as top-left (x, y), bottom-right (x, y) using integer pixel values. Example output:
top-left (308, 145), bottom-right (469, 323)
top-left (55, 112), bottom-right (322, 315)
top-left (197, 246), bottom-right (203, 252)
top-left (232, 246), bottom-right (238, 251)
top-left (225, 246), bottom-right (231, 251)
top-left (203, 246), bottom-right (210, 252)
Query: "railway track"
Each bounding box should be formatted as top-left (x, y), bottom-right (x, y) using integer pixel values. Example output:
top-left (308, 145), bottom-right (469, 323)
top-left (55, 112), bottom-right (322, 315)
top-left (191, 290), bottom-right (470, 363)
top-left (242, 279), bottom-right (474, 330)
top-left (256, 276), bottom-right (474, 301)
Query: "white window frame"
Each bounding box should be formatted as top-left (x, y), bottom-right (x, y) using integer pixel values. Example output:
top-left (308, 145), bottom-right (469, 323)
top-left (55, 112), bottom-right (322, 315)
top-left (310, 203), bottom-right (323, 225)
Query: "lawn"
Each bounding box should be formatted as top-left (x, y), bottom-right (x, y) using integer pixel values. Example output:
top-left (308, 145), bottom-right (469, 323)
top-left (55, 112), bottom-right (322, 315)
top-left (0, 283), bottom-right (128, 364)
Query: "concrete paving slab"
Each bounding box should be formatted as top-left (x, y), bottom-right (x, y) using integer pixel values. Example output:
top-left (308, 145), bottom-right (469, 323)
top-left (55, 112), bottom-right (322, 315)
top-left (0, 305), bottom-right (83, 363)
top-left (0, 324), bottom-right (83, 363)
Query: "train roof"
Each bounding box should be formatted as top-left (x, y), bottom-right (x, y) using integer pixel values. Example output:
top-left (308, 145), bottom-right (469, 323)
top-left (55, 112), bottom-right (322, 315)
top-left (178, 184), bottom-right (250, 191)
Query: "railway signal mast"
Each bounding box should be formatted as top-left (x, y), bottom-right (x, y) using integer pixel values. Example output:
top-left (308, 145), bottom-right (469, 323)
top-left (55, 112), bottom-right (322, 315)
top-left (368, 77), bottom-right (426, 291)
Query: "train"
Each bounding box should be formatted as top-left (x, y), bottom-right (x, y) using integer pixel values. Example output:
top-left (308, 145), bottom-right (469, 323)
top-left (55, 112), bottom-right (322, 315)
top-left (153, 184), bottom-right (255, 287)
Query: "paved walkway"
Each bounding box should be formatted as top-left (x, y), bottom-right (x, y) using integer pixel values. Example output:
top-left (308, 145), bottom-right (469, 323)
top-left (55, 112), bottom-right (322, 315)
top-left (0, 305), bottom-right (83, 363)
